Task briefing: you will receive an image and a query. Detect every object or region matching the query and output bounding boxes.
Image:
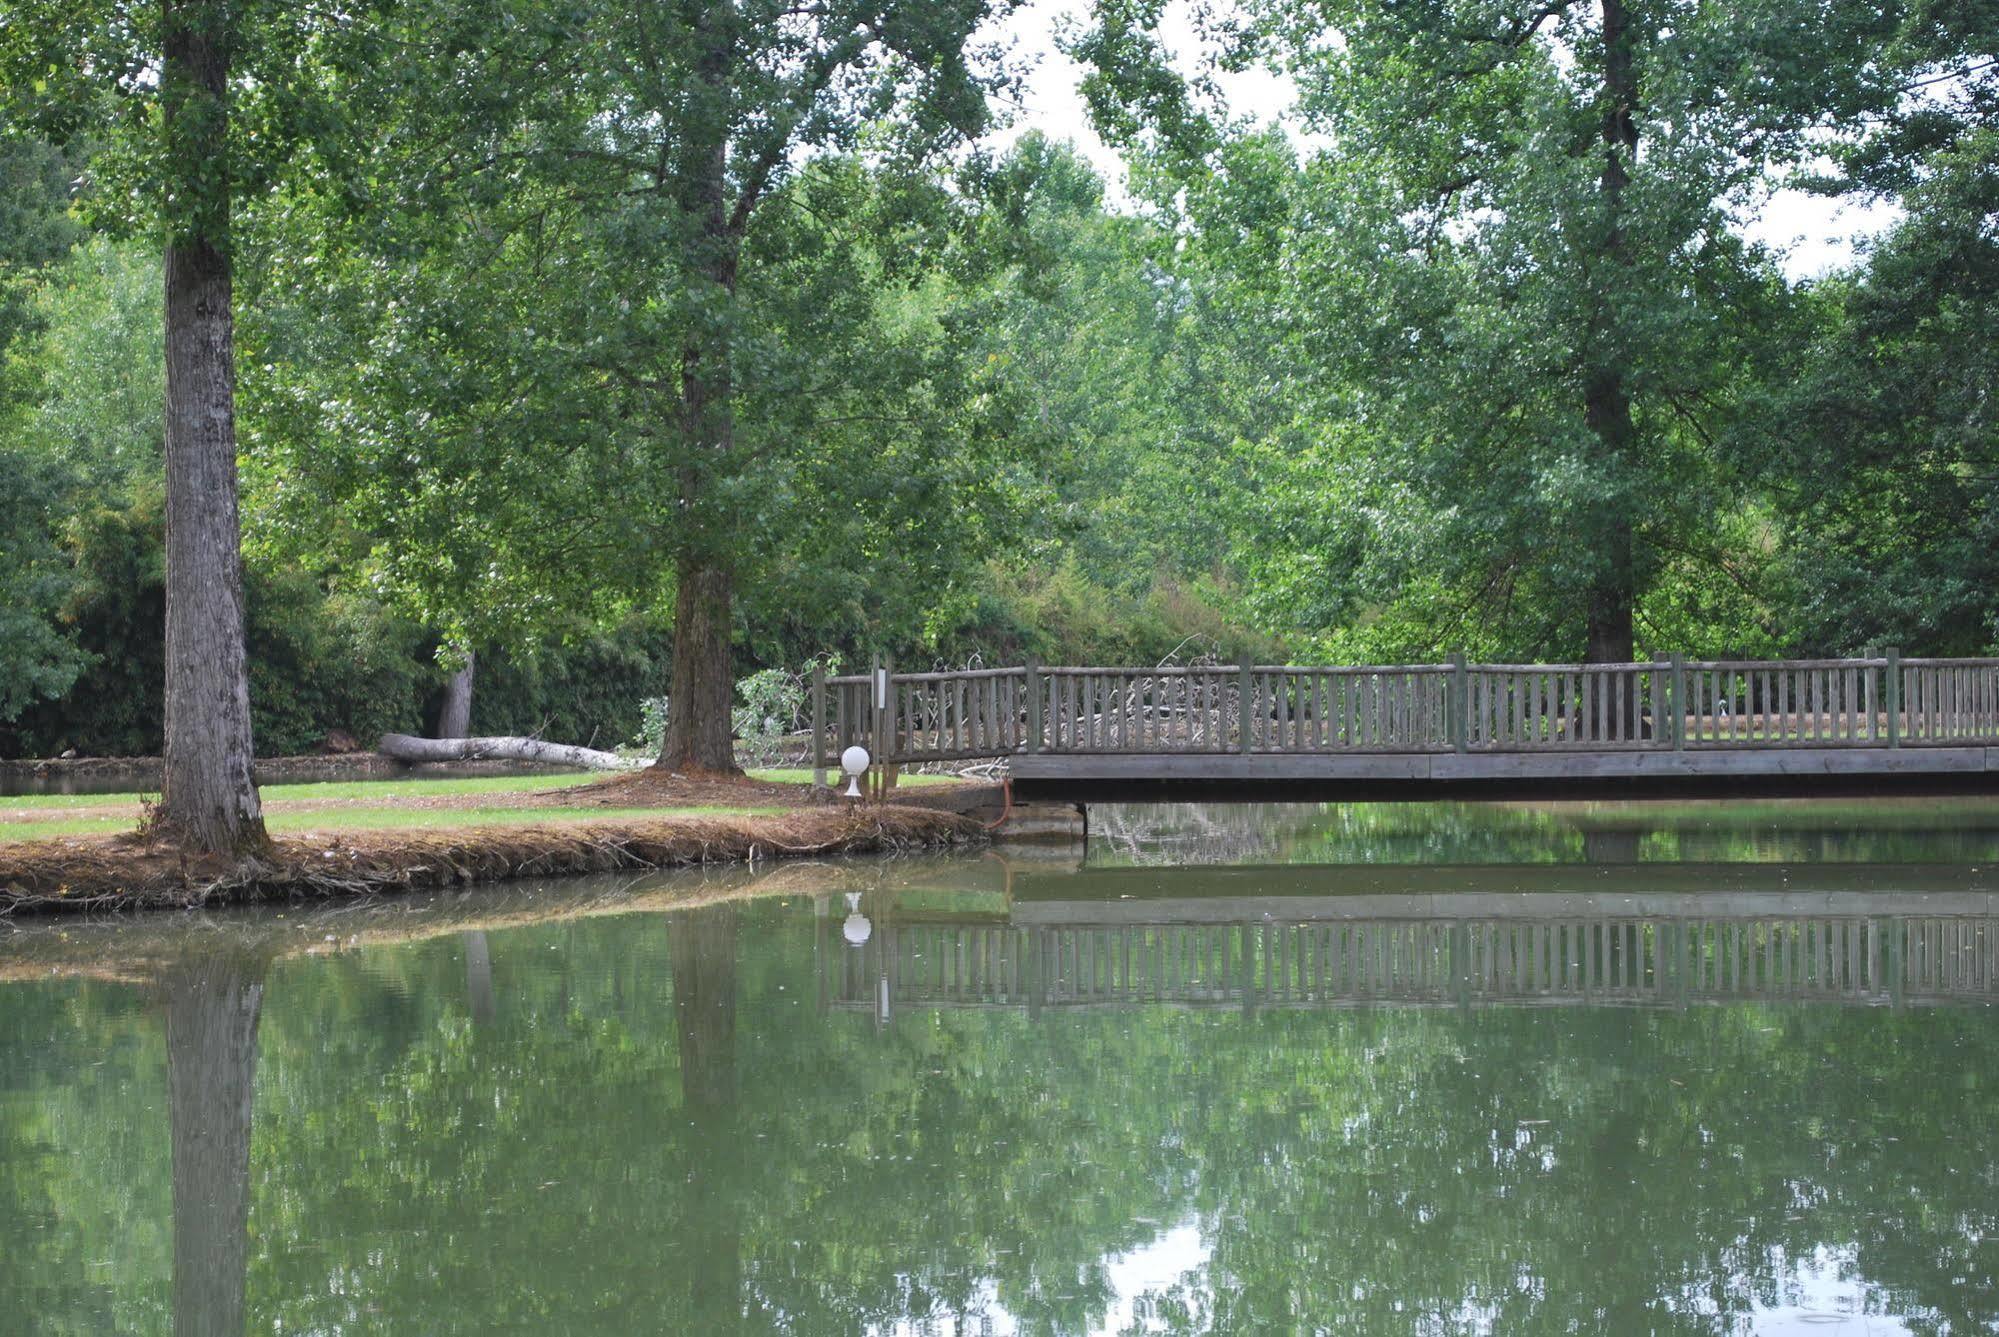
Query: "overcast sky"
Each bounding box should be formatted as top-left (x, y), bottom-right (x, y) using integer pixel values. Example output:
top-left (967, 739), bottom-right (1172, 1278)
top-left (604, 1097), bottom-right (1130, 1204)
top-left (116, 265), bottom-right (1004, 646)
top-left (978, 0), bottom-right (1900, 280)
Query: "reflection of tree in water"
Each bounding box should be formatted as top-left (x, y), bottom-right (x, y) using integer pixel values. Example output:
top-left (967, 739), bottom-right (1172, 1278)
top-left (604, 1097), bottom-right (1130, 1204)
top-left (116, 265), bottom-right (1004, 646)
top-left (162, 950), bottom-right (266, 1337)
top-left (1087, 801), bottom-right (1611, 866)
top-left (1088, 804), bottom-right (1333, 865)
top-left (463, 931), bottom-right (496, 1027)
top-left (670, 905), bottom-right (742, 1334)
top-left (1090, 800), bottom-right (1999, 866)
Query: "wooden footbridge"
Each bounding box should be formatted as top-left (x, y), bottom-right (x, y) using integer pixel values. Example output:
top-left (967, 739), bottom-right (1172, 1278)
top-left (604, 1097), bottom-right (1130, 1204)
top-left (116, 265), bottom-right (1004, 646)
top-left (811, 654), bottom-right (1999, 799)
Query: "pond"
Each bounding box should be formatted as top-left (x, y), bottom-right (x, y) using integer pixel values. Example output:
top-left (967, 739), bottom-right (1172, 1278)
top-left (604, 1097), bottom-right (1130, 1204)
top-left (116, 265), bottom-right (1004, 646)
top-left (3, 799), bottom-right (1997, 1334)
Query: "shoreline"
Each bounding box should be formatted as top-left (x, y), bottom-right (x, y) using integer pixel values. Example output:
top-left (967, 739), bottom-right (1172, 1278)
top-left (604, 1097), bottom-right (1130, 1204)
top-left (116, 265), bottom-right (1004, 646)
top-left (0, 805), bottom-right (989, 916)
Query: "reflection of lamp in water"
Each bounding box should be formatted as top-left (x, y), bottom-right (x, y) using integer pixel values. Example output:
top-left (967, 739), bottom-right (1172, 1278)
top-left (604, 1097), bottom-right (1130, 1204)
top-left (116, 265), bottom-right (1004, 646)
top-left (842, 891), bottom-right (872, 945)
top-left (841, 744), bottom-right (871, 799)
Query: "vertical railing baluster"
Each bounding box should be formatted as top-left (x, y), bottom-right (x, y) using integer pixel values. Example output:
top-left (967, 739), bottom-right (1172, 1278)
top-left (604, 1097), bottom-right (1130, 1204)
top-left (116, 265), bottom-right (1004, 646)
top-left (1237, 662), bottom-right (1254, 753)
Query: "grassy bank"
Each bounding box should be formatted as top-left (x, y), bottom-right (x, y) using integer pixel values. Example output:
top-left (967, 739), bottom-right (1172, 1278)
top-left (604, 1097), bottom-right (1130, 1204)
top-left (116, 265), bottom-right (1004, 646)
top-left (0, 768), bottom-right (961, 843)
top-left (0, 769), bottom-right (995, 914)
top-left (0, 808), bottom-right (987, 914)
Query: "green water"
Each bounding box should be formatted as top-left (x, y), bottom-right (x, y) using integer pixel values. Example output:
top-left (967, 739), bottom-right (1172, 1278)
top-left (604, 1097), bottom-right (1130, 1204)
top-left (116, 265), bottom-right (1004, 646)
top-left (4, 801), bottom-right (1998, 1334)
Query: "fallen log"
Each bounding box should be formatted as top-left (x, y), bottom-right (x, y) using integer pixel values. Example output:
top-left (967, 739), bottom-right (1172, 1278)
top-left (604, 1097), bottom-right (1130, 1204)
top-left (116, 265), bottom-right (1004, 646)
top-left (376, 732), bottom-right (639, 772)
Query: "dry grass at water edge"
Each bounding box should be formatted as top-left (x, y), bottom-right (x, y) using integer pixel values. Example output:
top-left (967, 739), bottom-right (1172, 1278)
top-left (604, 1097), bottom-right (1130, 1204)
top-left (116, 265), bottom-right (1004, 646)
top-left (0, 805), bottom-right (985, 915)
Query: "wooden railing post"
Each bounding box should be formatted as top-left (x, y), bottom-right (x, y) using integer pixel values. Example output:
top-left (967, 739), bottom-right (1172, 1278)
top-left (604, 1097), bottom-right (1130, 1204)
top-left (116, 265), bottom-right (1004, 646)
top-left (1025, 658), bottom-right (1042, 754)
top-left (811, 663), bottom-right (827, 788)
top-left (881, 657), bottom-right (899, 793)
top-left (1885, 647), bottom-right (1901, 747)
top-left (1237, 661), bottom-right (1255, 753)
top-left (1670, 653), bottom-right (1686, 750)
top-left (1450, 651), bottom-right (1468, 753)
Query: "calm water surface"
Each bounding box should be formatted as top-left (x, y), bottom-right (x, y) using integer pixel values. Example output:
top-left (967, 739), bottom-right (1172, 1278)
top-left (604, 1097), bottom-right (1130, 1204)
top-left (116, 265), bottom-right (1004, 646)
top-left (4, 800), bottom-right (1998, 1335)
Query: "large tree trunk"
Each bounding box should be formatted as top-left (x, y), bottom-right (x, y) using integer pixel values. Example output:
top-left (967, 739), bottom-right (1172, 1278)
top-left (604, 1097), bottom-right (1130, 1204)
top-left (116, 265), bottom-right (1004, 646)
top-left (437, 650), bottom-right (475, 739)
top-left (661, 557), bottom-right (738, 772)
top-left (158, 0), bottom-right (267, 855)
top-left (658, 62), bottom-right (743, 777)
top-left (1582, 0), bottom-right (1641, 668)
top-left (164, 951), bottom-right (266, 1337)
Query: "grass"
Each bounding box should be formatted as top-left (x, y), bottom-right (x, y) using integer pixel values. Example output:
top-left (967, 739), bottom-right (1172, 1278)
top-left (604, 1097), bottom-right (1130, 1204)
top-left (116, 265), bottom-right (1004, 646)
top-left (0, 803), bottom-right (789, 844)
top-left (0, 770), bottom-right (602, 811)
top-left (2, 764), bottom-right (963, 814)
top-left (750, 767), bottom-right (962, 787)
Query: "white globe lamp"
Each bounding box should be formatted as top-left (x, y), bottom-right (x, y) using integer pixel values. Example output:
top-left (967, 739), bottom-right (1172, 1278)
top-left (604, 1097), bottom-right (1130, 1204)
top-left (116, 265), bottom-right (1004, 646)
top-left (841, 744), bottom-right (871, 798)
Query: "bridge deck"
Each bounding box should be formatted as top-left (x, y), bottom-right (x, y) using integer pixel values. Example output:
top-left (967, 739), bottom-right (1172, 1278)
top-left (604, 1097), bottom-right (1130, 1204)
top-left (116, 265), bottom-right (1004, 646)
top-left (1009, 744), bottom-right (1999, 800)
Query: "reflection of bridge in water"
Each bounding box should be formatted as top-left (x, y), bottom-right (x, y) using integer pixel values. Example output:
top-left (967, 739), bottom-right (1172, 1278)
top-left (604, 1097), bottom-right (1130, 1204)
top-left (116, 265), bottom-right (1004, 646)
top-left (821, 865), bottom-right (1999, 1018)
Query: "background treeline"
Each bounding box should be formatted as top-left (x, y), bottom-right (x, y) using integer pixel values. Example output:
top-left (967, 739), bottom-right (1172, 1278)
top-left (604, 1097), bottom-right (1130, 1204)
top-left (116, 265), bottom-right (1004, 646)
top-left (1, 0), bottom-right (1993, 758)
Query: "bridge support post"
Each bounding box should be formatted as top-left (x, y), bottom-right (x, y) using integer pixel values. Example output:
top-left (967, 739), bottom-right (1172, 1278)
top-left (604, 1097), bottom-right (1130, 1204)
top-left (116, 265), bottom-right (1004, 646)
top-left (1450, 651), bottom-right (1468, 753)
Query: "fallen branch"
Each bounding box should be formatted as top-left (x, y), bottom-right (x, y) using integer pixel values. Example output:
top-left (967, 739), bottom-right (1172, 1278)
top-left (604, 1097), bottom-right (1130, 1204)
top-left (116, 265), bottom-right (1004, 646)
top-left (377, 732), bottom-right (639, 772)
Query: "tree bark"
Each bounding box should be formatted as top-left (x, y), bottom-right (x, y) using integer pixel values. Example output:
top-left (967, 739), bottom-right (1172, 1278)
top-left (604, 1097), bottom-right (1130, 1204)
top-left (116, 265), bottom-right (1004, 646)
top-left (377, 732), bottom-right (638, 770)
top-left (660, 557), bottom-right (739, 772)
top-left (158, 0), bottom-right (268, 855)
top-left (656, 7), bottom-right (745, 777)
top-left (164, 951), bottom-right (266, 1337)
top-left (1582, 0), bottom-right (1641, 667)
top-left (437, 650), bottom-right (475, 739)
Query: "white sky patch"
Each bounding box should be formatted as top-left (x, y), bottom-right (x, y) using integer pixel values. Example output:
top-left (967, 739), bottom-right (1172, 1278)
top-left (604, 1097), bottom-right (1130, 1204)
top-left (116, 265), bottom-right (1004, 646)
top-left (1099, 1217), bottom-right (1213, 1332)
top-left (1742, 1245), bottom-right (1919, 1336)
top-left (872, 1217), bottom-right (1212, 1336)
top-left (974, 0), bottom-right (1899, 279)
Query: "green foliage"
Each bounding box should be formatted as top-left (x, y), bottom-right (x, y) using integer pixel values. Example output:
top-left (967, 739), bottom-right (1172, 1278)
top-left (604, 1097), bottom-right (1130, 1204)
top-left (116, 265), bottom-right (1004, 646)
top-left (730, 668), bottom-right (804, 765)
top-left (472, 626), bottom-right (669, 752)
top-left (0, 444), bottom-right (89, 719)
top-left (1759, 125), bottom-right (1999, 654)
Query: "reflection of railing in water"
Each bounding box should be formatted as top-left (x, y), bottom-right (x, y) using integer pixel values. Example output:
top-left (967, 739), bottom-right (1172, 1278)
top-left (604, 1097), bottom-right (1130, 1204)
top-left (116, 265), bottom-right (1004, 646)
top-left (825, 914), bottom-right (1999, 1017)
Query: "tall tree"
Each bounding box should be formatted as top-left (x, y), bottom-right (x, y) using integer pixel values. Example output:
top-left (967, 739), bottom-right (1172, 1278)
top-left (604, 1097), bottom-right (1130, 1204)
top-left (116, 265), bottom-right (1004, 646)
top-left (156, 0), bottom-right (265, 850)
top-left (1, 0), bottom-right (300, 850)
top-left (242, 5), bottom-right (1026, 766)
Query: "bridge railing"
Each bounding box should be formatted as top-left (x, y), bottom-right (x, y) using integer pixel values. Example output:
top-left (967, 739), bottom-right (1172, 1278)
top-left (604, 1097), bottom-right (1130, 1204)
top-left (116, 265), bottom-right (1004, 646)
top-left (811, 654), bottom-right (1999, 768)
top-left (826, 914), bottom-right (1999, 1014)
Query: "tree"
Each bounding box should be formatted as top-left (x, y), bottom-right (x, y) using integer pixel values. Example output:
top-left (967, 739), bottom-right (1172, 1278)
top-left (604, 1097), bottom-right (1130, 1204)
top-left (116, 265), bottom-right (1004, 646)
top-left (0, 131), bottom-right (91, 725)
top-left (242, 5), bottom-right (1030, 762)
top-left (1754, 13), bottom-right (1999, 653)
top-left (1, 0), bottom-right (292, 851)
top-left (354, 0), bottom-right (1021, 771)
top-left (1072, 0), bottom-right (1945, 664)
